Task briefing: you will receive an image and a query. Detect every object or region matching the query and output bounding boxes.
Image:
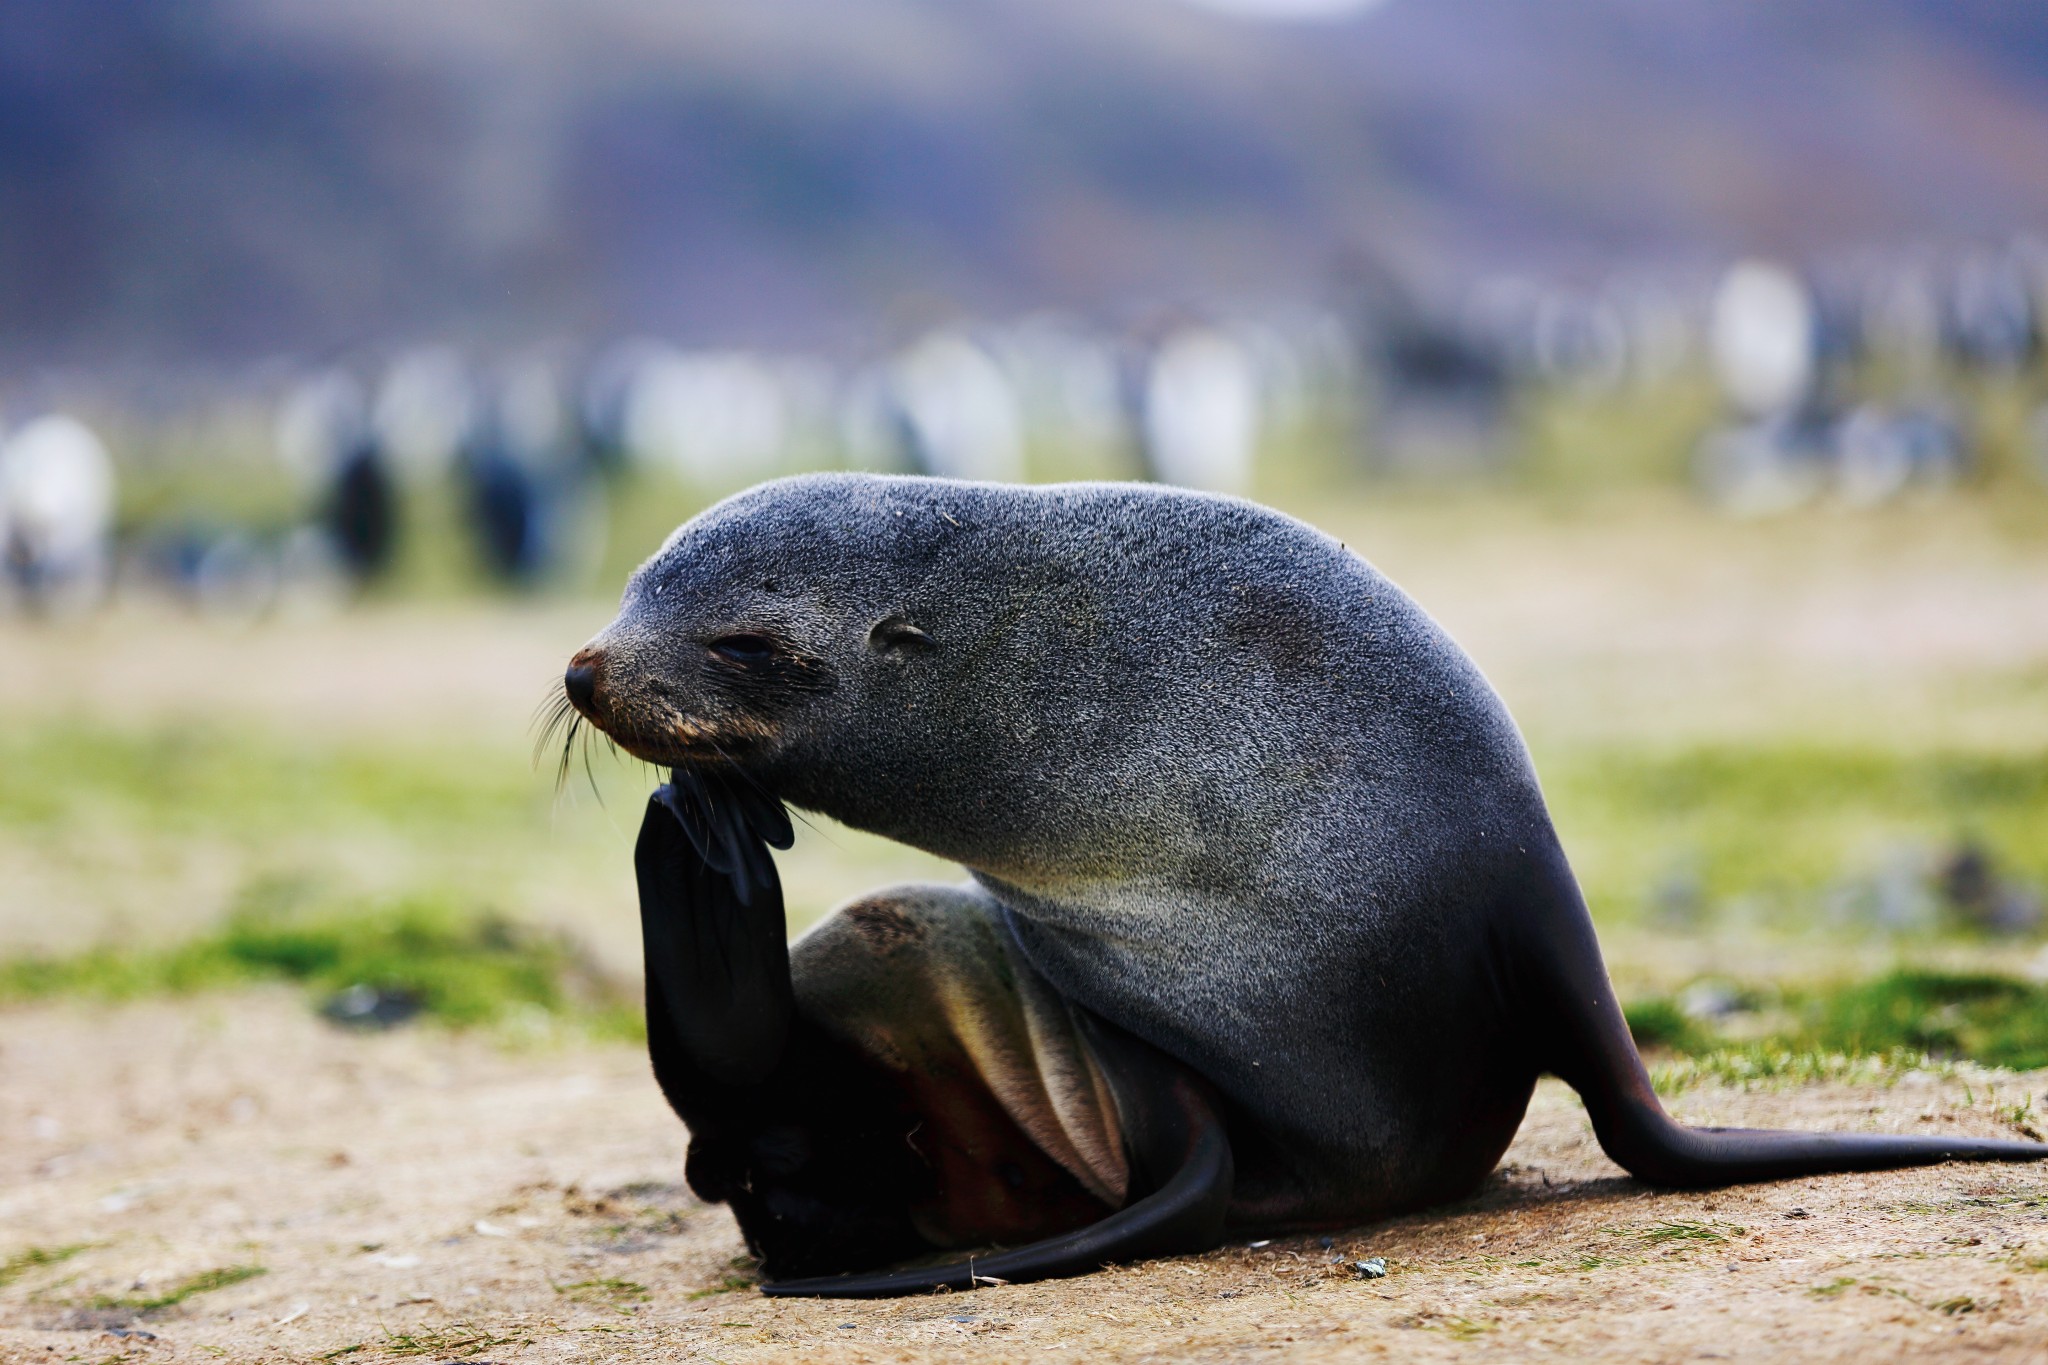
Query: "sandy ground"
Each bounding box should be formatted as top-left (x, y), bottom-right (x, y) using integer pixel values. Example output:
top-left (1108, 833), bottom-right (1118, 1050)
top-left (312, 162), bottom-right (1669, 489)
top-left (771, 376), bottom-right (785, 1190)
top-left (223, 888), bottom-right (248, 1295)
top-left (5, 994), bottom-right (2048, 1364)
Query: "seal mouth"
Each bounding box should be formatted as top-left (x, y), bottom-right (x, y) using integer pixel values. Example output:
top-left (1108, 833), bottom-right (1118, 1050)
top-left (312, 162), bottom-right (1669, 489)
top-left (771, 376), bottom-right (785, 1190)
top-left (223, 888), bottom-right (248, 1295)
top-left (600, 713), bottom-right (760, 771)
top-left (536, 679), bottom-right (745, 790)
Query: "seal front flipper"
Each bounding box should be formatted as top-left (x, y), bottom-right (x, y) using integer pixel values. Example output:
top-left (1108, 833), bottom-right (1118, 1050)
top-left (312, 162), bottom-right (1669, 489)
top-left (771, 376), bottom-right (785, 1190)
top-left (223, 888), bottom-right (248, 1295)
top-left (760, 1019), bottom-right (1233, 1299)
top-left (657, 767), bottom-right (784, 907)
top-left (636, 784), bottom-right (792, 1087)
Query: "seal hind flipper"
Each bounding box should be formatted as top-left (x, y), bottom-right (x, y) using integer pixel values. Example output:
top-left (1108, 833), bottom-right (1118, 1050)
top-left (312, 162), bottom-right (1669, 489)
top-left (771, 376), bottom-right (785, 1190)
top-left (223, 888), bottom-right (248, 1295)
top-left (636, 787), bottom-right (793, 1086)
top-left (760, 1034), bottom-right (1232, 1299)
top-left (1518, 838), bottom-right (2048, 1186)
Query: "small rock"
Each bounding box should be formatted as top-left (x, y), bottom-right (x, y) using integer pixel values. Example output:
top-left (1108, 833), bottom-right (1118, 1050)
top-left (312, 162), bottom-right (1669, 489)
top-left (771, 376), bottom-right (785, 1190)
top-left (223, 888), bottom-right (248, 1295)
top-left (321, 984), bottom-right (423, 1031)
top-left (1784, 1208), bottom-right (1811, 1219)
top-left (1679, 981), bottom-right (1745, 1021)
top-left (1354, 1257), bottom-right (1388, 1279)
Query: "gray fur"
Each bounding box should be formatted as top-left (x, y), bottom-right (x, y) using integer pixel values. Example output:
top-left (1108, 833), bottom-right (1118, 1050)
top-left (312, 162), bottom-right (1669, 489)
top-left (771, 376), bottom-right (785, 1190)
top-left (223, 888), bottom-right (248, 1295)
top-left (588, 472), bottom-right (1562, 1228)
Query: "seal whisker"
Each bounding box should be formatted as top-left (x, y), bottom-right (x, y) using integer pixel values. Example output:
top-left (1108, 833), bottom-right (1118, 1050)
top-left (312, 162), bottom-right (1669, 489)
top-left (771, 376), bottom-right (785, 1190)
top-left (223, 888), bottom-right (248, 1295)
top-left (531, 686), bottom-right (578, 770)
top-left (554, 713), bottom-right (584, 797)
top-left (579, 721), bottom-right (608, 809)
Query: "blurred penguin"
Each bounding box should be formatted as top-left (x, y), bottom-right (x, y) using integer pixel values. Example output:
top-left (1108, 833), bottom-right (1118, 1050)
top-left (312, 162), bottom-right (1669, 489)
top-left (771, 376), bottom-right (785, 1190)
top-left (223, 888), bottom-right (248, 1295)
top-left (1341, 252), bottom-right (1511, 473)
top-left (620, 347), bottom-right (789, 488)
top-left (0, 414), bottom-right (117, 615)
top-left (1696, 260), bottom-right (1830, 513)
top-left (576, 340), bottom-right (661, 477)
top-left (277, 370), bottom-right (398, 586)
top-left (888, 331), bottom-right (1025, 482)
top-left (1140, 326), bottom-right (1261, 494)
top-left (458, 358), bottom-right (604, 588)
top-left (1942, 251), bottom-right (2040, 373)
top-left (373, 347), bottom-right (472, 486)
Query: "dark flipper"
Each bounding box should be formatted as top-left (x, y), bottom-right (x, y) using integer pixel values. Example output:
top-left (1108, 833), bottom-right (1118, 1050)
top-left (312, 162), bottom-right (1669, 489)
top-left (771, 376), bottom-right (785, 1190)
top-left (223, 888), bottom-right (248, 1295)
top-left (761, 1020), bottom-right (1234, 1299)
top-left (656, 767), bottom-right (788, 907)
top-left (635, 786), bottom-right (793, 1087)
top-left (1517, 838), bottom-right (2048, 1187)
top-left (638, 776), bottom-right (1232, 1295)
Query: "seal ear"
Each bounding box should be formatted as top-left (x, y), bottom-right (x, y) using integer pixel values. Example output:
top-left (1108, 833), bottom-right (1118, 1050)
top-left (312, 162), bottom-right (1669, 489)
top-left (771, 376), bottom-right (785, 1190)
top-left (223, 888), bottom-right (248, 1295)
top-left (868, 615), bottom-right (936, 655)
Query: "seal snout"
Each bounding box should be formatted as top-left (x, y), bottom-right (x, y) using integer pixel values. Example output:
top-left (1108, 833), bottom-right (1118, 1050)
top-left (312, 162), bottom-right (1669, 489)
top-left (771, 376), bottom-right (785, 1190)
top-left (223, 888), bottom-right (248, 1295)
top-left (564, 648), bottom-right (604, 721)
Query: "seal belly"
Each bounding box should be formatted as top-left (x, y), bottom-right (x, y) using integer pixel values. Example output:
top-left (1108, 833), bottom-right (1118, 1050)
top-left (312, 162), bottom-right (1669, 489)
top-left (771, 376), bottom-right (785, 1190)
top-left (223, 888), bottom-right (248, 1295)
top-left (793, 883), bottom-right (1129, 1249)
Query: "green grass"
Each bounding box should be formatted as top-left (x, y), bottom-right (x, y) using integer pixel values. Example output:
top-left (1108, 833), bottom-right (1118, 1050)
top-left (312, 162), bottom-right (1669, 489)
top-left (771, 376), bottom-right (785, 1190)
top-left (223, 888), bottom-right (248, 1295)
top-left (1621, 998), bottom-right (1713, 1055)
top-left (686, 1274), bottom-right (757, 1300)
top-left (0, 720), bottom-right (554, 839)
top-left (555, 1277), bottom-right (651, 1309)
top-left (0, 889), bottom-right (640, 1038)
top-left (12, 723), bottom-right (2043, 935)
top-left (1646, 1045), bottom-right (1949, 1095)
top-left (0, 1244), bottom-right (92, 1290)
top-left (1543, 743), bottom-right (2048, 933)
top-left (373, 1322), bottom-right (523, 1358)
top-left (1802, 971), bottom-right (2048, 1068)
top-left (88, 1265), bottom-right (266, 1312)
top-left (1632, 969), bottom-right (2048, 1076)
top-left (8, 726), bottom-right (2048, 1054)
top-left (1634, 1220), bottom-right (1742, 1244)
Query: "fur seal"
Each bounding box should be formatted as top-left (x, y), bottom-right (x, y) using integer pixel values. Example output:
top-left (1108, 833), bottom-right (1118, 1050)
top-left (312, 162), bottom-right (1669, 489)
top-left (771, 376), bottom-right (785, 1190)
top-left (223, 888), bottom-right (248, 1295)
top-left (564, 473), bottom-right (2045, 1297)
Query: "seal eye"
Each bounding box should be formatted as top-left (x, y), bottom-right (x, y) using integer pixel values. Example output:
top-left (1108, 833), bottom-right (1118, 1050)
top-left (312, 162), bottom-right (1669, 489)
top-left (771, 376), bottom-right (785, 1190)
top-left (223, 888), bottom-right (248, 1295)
top-left (709, 633), bottom-right (777, 666)
top-left (869, 616), bottom-right (936, 655)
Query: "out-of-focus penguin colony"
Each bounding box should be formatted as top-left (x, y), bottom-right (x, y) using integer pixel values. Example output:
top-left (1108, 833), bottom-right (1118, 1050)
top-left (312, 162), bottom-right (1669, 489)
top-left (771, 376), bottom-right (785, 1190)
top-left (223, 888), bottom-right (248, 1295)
top-left (6, 247), bottom-right (2046, 620)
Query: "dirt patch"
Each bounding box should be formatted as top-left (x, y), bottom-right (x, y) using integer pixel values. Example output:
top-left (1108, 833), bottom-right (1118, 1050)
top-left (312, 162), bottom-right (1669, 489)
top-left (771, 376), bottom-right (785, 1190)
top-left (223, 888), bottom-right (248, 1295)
top-left (6, 994), bottom-right (2048, 1362)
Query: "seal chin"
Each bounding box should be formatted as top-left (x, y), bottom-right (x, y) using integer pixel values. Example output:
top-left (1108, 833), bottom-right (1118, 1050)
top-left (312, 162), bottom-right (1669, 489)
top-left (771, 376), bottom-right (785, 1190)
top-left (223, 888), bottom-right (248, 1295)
top-left (607, 729), bottom-right (714, 768)
top-left (585, 705), bottom-right (746, 770)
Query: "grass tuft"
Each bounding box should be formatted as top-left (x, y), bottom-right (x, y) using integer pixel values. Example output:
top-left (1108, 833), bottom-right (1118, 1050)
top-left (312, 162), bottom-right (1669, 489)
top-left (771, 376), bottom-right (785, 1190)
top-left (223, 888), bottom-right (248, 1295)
top-left (687, 1274), bottom-right (756, 1300)
top-left (0, 1244), bottom-right (92, 1290)
top-left (375, 1321), bottom-right (522, 1357)
top-left (1802, 970), bottom-right (2048, 1070)
top-left (1648, 1045), bottom-right (1948, 1095)
top-left (554, 1277), bottom-right (650, 1309)
top-left (1635, 969), bottom-right (2048, 1079)
top-left (89, 1265), bottom-right (266, 1312)
top-left (1635, 1220), bottom-right (1742, 1244)
top-left (1624, 998), bottom-right (1713, 1054)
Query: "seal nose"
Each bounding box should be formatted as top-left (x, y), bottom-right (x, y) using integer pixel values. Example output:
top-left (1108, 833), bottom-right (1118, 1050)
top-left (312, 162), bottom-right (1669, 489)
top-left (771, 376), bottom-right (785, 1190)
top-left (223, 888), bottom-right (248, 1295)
top-left (564, 650), bottom-right (602, 718)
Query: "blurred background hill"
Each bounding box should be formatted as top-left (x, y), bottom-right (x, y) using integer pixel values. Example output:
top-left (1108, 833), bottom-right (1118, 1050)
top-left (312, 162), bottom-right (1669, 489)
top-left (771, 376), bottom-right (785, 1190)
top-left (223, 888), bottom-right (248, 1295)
top-left (10, 0), bottom-right (2048, 362)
